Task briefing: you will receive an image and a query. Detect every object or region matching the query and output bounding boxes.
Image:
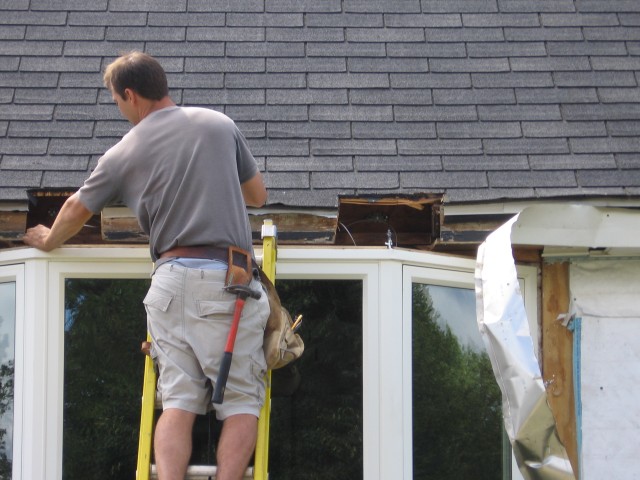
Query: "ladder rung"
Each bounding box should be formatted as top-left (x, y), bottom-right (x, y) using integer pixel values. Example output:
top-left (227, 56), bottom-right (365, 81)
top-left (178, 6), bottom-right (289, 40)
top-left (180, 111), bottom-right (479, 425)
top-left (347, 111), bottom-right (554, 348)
top-left (150, 464), bottom-right (254, 479)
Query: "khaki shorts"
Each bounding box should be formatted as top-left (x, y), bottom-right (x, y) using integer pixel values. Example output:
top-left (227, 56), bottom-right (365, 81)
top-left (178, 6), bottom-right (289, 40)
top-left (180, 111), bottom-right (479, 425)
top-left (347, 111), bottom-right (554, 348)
top-left (143, 262), bottom-right (270, 420)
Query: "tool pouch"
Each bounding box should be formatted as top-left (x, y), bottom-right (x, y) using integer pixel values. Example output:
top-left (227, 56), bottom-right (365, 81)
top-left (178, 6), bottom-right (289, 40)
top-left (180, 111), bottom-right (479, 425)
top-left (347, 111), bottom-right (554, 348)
top-left (225, 246), bottom-right (254, 287)
top-left (259, 269), bottom-right (305, 370)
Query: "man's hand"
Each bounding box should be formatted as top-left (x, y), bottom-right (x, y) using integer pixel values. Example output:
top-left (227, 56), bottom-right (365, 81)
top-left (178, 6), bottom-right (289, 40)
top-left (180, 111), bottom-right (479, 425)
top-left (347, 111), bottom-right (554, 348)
top-left (23, 224), bottom-right (54, 251)
top-left (22, 193), bottom-right (94, 252)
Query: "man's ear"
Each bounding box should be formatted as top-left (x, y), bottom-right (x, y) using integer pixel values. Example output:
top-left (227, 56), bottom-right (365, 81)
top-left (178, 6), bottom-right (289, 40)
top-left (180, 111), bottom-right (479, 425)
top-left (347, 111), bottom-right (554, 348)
top-left (123, 88), bottom-right (135, 103)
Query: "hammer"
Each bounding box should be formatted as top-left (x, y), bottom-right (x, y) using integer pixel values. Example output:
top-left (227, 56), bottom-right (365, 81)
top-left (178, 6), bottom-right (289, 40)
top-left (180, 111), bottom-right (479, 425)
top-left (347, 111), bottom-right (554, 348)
top-left (212, 284), bottom-right (262, 404)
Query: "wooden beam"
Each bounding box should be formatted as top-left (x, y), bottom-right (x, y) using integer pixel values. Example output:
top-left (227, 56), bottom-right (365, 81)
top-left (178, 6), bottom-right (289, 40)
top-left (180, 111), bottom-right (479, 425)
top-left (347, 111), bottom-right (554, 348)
top-left (0, 211), bottom-right (27, 241)
top-left (541, 261), bottom-right (579, 477)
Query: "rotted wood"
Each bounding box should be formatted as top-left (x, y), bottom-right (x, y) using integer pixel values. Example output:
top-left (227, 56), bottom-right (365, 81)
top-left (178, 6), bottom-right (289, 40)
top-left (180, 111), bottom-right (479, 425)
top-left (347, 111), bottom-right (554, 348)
top-left (0, 210), bottom-right (27, 242)
top-left (541, 261), bottom-right (578, 477)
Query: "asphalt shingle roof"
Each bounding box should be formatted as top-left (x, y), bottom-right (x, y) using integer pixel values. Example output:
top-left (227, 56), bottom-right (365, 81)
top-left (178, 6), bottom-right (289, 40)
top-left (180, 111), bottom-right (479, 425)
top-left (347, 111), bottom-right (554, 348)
top-left (1, 0), bottom-right (640, 208)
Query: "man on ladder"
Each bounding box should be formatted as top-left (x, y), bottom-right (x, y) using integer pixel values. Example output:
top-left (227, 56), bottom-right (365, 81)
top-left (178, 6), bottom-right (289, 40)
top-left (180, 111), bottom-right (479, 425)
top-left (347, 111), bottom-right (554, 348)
top-left (23, 51), bottom-right (270, 480)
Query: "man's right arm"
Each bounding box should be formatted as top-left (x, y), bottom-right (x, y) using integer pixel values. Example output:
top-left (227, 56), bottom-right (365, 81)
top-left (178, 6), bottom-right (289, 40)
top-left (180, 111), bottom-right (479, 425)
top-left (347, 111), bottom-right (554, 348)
top-left (23, 193), bottom-right (94, 252)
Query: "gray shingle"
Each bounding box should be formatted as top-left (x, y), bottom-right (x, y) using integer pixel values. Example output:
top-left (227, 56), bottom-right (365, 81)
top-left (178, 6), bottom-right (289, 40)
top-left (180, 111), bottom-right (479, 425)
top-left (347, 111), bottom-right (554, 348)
top-left (0, 104), bottom-right (54, 120)
top-left (64, 41), bottom-right (147, 56)
top-left (433, 88), bottom-right (515, 105)
top-left (547, 41), bottom-right (628, 56)
top-left (1, 155), bottom-right (89, 171)
top-left (498, 0), bottom-right (576, 13)
top-left (421, 0), bottom-right (497, 13)
top-left (401, 171), bottom-right (488, 188)
top-left (399, 139), bottom-right (483, 155)
top-left (424, 27), bottom-right (504, 42)
top-left (391, 73), bottom-right (470, 88)
top-left (619, 14), bottom-right (640, 26)
top-left (48, 138), bottom-right (119, 155)
top-left (311, 139), bottom-right (397, 156)
top-left (353, 121), bottom-right (436, 139)
top-left (42, 170), bottom-right (91, 187)
top-left (437, 121), bottom-right (521, 138)
top-left (0, 138), bottom-right (48, 155)
top-left (266, 89), bottom-right (348, 105)
top-left (510, 57), bottom-right (591, 71)
top-left (607, 121), bottom-right (640, 136)
top-left (0, 169), bottom-right (42, 186)
top-left (443, 155), bottom-right (529, 171)
top-left (479, 104), bottom-right (561, 121)
top-left (165, 73), bottom-right (224, 89)
top-left (2, 11), bottom-right (67, 25)
top-left (20, 56), bottom-right (102, 72)
top-left (563, 104), bottom-right (640, 121)
top-left (356, 155), bottom-right (442, 171)
top-left (29, 0), bottom-right (107, 10)
top-left (225, 105), bottom-right (308, 121)
top-left (384, 14), bottom-right (461, 27)
top-left (187, 27), bottom-right (262, 42)
top-left (0, 27), bottom-right (24, 40)
top-left (505, 27), bottom-right (583, 41)
top-left (386, 42), bottom-right (466, 58)
top-left (267, 27), bottom-right (344, 42)
top-left (351, 89), bottom-right (432, 105)
top-left (467, 41), bottom-right (545, 57)
top-left (182, 89), bottom-right (265, 105)
top-left (462, 13), bottom-right (539, 27)
top-left (578, 170), bottom-right (640, 187)
top-left (309, 73), bottom-right (389, 88)
top-left (267, 0), bottom-right (341, 13)
top-left (554, 71), bottom-right (637, 87)
top-left (472, 72), bottom-right (553, 88)
top-left (69, 12), bottom-right (147, 26)
top-left (109, 0), bottom-right (186, 12)
top-left (347, 28), bottom-right (425, 42)
top-left (0, 72), bottom-right (58, 88)
top-left (106, 26), bottom-right (185, 41)
top-left (394, 105), bottom-right (477, 122)
top-left (484, 138), bottom-right (569, 155)
top-left (579, 0), bottom-right (640, 12)
top-left (529, 154), bottom-right (616, 170)
top-left (225, 73), bottom-right (305, 88)
top-left (516, 87), bottom-right (599, 104)
top-left (26, 26), bottom-right (106, 41)
top-left (584, 26), bottom-right (640, 41)
top-left (344, 0), bottom-right (421, 13)
top-left (263, 171), bottom-right (310, 189)
top-left (0, 57), bottom-right (19, 70)
top-left (226, 42), bottom-right (304, 57)
top-left (267, 57), bottom-right (346, 73)
top-left (522, 121), bottom-right (606, 138)
top-left (446, 187), bottom-right (535, 201)
top-left (309, 105), bottom-right (393, 121)
top-left (349, 57), bottom-right (428, 73)
top-left (149, 12), bottom-right (224, 26)
top-left (616, 154), bottom-right (640, 168)
top-left (268, 122), bottom-right (351, 138)
top-left (8, 120), bottom-right (94, 138)
top-left (227, 13), bottom-right (303, 27)
top-left (306, 13), bottom-right (383, 28)
top-left (266, 189), bottom-right (343, 208)
top-left (0, 121), bottom-right (7, 136)
top-left (94, 120), bottom-right (132, 138)
top-left (55, 105), bottom-right (122, 121)
top-left (234, 121), bottom-right (266, 138)
top-left (267, 156), bottom-right (353, 171)
top-left (185, 58), bottom-right (265, 73)
top-left (598, 87), bottom-right (640, 103)
top-left (312, 171), bottom-right (399, 189)
top-left (430, 58), bottom-right (510, 73)
top-left (307, 42), bottom-right (386, 57)
top-left (489, 170), bottom-right (577, 188)
top-left (541, 13), bottom-right (619, 26)
top-left (0, 40), bottom-right (63, 55)
top-left (0, 0), bottom-right (29, 8)
top-left (571, 137), bottom-right (640, 153)
top-left (188, 0), bottom-right (263, 12)
top-left (247, 138), bottom-right (310, 156)
top-left (591, 57), bottom-right (640, 70)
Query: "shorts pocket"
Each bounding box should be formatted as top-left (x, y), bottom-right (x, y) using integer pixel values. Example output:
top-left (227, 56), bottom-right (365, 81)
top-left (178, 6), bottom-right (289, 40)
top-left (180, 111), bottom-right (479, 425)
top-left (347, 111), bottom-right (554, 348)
top-left (143, 288), bottom-right (173, 312)
top-left (196, 299), bottom-right (235, 317)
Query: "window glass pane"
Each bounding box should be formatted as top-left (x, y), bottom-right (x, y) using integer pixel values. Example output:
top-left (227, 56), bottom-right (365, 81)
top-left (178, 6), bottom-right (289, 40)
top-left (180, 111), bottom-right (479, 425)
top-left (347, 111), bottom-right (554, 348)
top-left (412, 283), bottom-right (503, 480)
top-left (63, 279), bottom-right (149, 480)
top-left (0, 282), bottom-right (15, 479)
top-left (269, 280), bottom-right (364, 480)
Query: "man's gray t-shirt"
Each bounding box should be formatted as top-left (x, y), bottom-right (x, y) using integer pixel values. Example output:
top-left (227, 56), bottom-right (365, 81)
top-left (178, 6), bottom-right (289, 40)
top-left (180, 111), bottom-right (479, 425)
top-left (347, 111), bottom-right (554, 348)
top-left (77, 106), bottom-right (258, 261)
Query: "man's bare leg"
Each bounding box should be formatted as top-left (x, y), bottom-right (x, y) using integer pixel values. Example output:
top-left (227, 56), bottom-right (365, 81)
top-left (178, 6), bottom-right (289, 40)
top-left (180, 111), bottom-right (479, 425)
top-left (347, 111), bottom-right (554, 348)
top-left (215, 414), bottom-right (258, 480)
top-left (154, 408), bottom-right (197, 480)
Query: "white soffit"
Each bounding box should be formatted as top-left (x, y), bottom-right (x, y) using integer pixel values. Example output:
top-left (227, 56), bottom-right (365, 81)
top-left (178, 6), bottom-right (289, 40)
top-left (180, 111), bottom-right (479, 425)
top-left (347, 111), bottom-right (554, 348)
top-left (509, 204), bottom-right (640, 252)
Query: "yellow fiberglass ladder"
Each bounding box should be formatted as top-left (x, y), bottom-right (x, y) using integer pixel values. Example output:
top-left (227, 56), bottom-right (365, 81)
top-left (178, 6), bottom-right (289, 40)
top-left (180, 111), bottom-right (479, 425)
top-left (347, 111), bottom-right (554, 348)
top-left (136, 219), bottom-right (278, 480)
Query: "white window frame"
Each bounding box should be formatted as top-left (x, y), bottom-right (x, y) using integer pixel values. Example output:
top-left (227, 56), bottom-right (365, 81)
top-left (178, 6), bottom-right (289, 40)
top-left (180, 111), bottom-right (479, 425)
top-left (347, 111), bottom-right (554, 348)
top-left (0, 264), bottom-right (24, 480)
top-left (0, 245), bottom-right (538, 480)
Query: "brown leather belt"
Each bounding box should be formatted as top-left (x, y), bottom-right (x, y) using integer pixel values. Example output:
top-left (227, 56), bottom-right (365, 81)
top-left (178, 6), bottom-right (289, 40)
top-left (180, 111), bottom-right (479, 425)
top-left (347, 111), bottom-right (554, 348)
top-left (159, 245), bottom-right (258, 270)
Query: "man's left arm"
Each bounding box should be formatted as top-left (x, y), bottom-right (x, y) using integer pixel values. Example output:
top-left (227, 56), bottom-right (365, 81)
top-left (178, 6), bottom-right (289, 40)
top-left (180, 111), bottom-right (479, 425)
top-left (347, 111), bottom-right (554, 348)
top-left (241, 172), bottom-right (268, 208)
top-left (23, 193), bottom-right (94, 252)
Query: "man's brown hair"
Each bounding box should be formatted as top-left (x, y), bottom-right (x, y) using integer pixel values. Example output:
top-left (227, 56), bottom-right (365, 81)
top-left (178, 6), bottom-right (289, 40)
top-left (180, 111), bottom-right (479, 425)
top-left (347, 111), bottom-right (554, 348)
top-left (104, 51), bottom-right (168, 100)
